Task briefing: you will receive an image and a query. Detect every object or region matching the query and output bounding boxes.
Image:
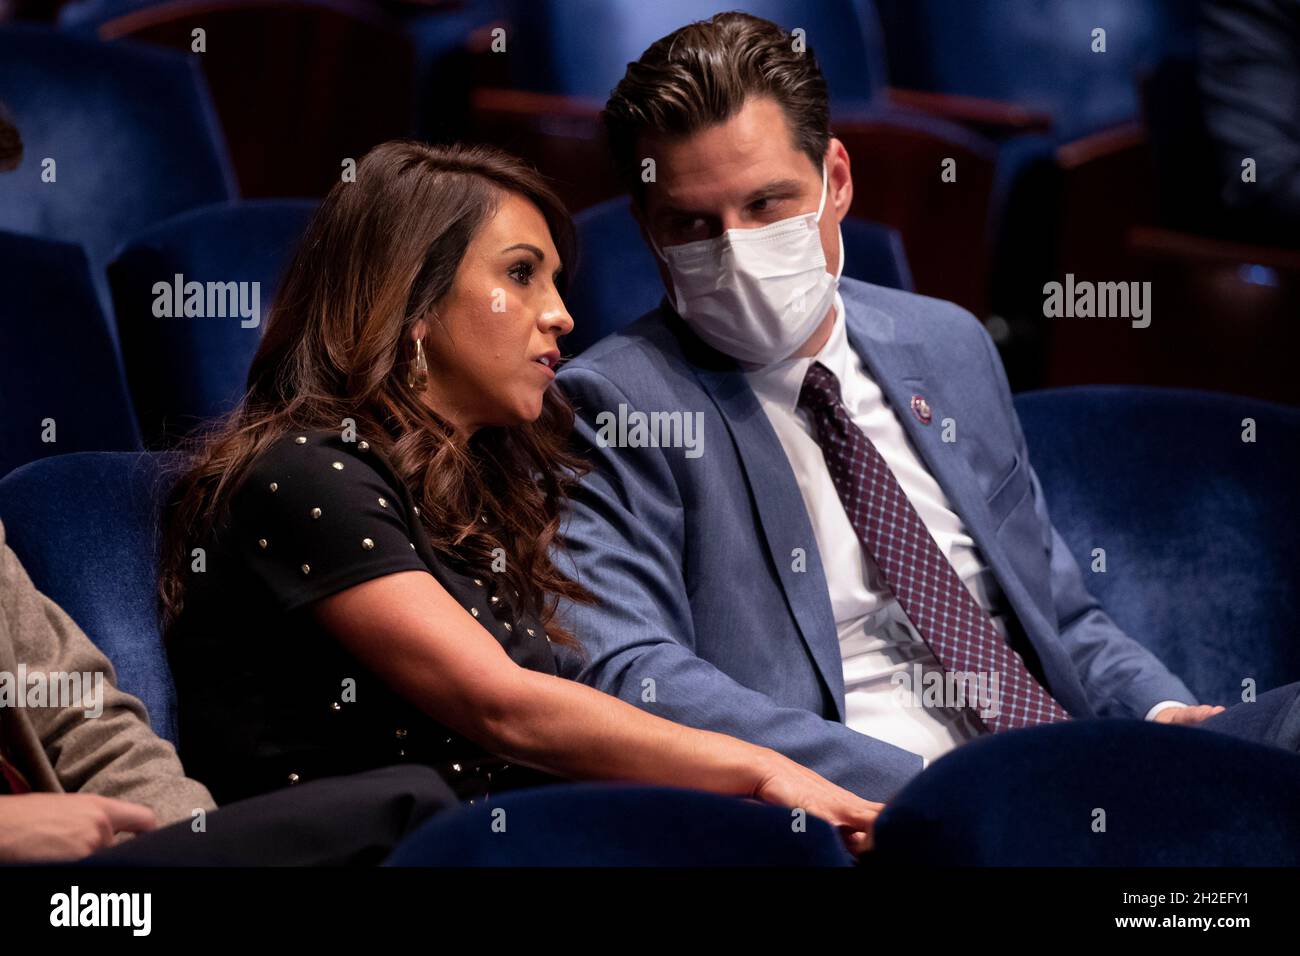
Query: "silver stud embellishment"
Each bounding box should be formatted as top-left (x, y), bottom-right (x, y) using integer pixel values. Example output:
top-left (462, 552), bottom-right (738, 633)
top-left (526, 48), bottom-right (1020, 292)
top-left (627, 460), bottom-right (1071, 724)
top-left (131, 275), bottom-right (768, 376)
top-left (301, 564), bottom-right (311, 575)
top-left (332, 461), bottom-right (344, 471)
top-left (358, 440), bottom-right (369, 451)
top-left (287, 772), bottom-right (300, 784)
top-left (490, 595), bottom-right (499, 605)
top-left (269, 482), bottom-right (278, 493)
top-left (295, 436), bottom-right (307, 444)
top-left (470, 607), bottom-right (479, 618)
top-left (413, 506), bottom-right (420, 516)
top-left (526, 628), bottom-right (536, 637)
top-left (473, 578), bottom-right (483, 587)
top-left (503, 622), bottom-right (512, 632)
top-left (258, 538), bottom-right (268, 549)
top-left (361, 538), bottom-right (374, 550)
top-left (311, 507), bottom-right (322, 519)
top-left (378, 497), bottom-right (388, 508)
top-left (330, 702), bottom-right (342, 712)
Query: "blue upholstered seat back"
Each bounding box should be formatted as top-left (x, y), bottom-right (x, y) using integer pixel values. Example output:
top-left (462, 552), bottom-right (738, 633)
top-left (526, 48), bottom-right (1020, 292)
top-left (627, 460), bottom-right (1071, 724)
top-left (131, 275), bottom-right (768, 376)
top-left (0, 230), bottom-right (143, 479)
top-left (107, 199), bottom-right (318, 446)
top-left (0, 24), bottom-right (235, 320)
top-left (1015, 386), bottom-right (1300, 704)
top-left (498, 0), bottom-right (888, 110)
top-left (0, 452), bottom-right (183, 744)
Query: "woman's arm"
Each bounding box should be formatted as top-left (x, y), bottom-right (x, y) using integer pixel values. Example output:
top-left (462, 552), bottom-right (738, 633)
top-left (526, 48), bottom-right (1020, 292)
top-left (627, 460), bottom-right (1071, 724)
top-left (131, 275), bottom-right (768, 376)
top-left (313, 570), bottom-right (879, 849)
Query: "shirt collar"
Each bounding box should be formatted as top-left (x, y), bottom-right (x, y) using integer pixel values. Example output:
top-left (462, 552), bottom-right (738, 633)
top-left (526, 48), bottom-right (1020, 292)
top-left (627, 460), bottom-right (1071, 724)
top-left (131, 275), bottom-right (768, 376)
top-left (745, 292), bottom-right (853, 415)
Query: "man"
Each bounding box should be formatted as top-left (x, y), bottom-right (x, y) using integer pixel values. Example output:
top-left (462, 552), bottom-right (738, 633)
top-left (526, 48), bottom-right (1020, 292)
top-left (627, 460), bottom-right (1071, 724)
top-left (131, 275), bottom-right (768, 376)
top-left (551, 12), bottom-right (1287, 804)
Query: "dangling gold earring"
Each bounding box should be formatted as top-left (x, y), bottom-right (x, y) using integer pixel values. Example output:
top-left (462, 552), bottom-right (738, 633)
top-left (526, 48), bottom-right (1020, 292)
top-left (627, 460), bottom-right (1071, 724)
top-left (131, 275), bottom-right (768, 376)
top-left (406, 337), bottom-right (429, 390)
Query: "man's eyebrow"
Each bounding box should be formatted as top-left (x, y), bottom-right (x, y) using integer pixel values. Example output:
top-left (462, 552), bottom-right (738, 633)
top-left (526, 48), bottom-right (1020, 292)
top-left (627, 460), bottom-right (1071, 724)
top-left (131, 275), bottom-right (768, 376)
top-left (657, 179), bottom-right (808, 218)
top-left (744, 178), bottom-right (805, 202)
top-left (500, 242), bottom-right (545, 259)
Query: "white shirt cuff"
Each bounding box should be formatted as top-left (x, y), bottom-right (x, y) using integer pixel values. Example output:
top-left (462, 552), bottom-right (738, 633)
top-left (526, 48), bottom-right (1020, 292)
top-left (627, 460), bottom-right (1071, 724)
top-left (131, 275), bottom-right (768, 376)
top-left (1145, 700), bottom-right (1189, 721)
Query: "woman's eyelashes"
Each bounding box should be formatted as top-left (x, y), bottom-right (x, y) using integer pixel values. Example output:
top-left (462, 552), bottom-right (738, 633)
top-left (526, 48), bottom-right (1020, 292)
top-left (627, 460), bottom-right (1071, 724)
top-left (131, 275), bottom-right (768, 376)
top-left (507, 260), bottom-right (534, 286)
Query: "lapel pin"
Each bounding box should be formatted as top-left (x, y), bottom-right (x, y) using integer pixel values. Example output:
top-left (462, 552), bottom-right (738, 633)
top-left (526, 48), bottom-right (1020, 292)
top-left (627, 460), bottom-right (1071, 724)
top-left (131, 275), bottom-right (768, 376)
top-left (910, 394), bottom-right (932, 424)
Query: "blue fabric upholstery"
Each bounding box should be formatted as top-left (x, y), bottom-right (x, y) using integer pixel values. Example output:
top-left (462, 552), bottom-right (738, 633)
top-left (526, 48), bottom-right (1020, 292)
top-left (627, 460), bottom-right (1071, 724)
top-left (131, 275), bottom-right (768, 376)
top-left (107, 200), bottom-right (318, 446)
top-left (0, 24), bottom-right (236, 320)
top-left (499, 0), bottom-right (888, 110)
top-left (871, 0), bottom-right (1199, 141)
top-left (0, 452), bottom-right (182, 744)
top-left (874, 719), bottom-right (1300, 865)
top-left (1014, 386), bottom-right (1300, 705)
top-left (565, 199), bottom-right (913, 356)
top-left (385, 782), bottom-right (853, 866)
top-left (0, 231), bottom-right (142, 479)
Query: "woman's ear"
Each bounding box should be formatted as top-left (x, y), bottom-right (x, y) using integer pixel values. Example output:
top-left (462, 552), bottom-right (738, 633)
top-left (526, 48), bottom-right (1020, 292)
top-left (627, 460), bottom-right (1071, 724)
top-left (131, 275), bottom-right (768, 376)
top-left (411, 318), bottom-right (428, 341)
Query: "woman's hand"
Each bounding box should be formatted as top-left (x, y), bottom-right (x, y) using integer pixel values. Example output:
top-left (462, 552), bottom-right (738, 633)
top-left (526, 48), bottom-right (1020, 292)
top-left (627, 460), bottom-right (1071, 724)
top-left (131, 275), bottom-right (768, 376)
top-left (749, 752), bottom-right (883, 858)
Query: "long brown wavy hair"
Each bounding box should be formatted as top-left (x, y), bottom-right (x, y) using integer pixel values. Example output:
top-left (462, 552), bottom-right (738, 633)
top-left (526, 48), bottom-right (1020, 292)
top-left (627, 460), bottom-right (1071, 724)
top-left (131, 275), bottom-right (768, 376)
top-left (158, 141), bottom-right (593, 649)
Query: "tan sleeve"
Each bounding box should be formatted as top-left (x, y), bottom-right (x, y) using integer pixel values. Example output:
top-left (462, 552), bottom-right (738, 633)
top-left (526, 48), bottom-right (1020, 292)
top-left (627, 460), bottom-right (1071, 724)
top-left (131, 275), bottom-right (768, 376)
top-left (1, 521), bottom-right (216, 825)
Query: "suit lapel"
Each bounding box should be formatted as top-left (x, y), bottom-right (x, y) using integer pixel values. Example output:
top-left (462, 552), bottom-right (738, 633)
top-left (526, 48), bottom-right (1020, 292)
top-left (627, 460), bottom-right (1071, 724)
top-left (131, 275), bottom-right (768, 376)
top-left (842, 306), bottom-right (1064, 680)
top-left (690, 362), bottom-right (847, 720)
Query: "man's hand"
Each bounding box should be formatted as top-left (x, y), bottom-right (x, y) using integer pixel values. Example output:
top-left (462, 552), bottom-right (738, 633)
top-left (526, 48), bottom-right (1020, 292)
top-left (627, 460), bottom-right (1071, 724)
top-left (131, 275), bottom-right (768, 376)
top-left (1152, 704), bottom-right (1227, 726)
top-left (0, 793), bottom-right (157, 862)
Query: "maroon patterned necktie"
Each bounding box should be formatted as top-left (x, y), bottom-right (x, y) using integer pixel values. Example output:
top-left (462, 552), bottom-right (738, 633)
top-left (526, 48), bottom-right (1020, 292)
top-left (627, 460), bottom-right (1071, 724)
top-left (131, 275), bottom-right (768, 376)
top-left (798, 362), bottom-right (1070, 732)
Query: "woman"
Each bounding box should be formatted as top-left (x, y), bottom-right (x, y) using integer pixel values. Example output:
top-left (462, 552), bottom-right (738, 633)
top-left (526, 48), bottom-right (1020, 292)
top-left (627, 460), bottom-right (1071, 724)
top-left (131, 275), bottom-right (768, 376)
top-left (159, 141), bottom-right (880, 856)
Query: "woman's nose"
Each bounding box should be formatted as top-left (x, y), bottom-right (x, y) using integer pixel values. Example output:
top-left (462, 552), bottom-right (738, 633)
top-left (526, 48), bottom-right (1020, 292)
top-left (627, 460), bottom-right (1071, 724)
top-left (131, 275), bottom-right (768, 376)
top-left (541, 303), bottom-right (574, 337)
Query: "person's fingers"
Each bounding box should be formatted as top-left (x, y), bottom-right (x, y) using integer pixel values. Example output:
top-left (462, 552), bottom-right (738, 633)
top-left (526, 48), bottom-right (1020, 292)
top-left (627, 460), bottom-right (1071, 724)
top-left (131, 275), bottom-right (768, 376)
top-left (840, 827), bottom-right (872, 856)
top-left (843, 801), bottom-right (880, 835)
top-left (90, 796), bottom-right (158, 834)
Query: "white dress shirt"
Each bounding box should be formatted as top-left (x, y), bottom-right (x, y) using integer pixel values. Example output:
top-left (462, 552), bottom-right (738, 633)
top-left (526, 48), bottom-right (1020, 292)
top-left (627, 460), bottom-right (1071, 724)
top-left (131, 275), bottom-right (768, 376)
top-left (745, 295), bottom-right (1181, 767)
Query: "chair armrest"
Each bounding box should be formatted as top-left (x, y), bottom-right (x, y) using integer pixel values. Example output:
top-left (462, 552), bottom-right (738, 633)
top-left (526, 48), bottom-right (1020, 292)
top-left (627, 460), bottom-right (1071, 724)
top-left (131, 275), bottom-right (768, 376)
top-left (885, 87), bottom-right (1053, 137)
top-left (470, 87), bottom-right (606, 124)
top-left (1055, 121), bottom-right (1147, 170)
top-left (1127, 226), bottom-right (1300, 272)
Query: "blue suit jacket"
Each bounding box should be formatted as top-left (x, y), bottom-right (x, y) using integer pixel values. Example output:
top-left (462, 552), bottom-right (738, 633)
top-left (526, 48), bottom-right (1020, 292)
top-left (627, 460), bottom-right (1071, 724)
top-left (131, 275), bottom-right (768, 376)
top-left (554, 278), bottom-right (1196, 800)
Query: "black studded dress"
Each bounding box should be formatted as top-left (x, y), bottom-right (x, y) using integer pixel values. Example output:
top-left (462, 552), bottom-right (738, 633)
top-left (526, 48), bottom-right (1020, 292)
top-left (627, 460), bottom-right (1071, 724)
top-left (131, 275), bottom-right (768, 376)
top-left (167, 429), bottom-right (563, 806)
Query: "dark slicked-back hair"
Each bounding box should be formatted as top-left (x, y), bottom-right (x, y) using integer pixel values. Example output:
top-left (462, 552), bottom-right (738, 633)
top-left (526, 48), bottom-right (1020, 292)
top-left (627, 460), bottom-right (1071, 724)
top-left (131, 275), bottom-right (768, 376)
top-left (602, 11), bottom-right (831, 203)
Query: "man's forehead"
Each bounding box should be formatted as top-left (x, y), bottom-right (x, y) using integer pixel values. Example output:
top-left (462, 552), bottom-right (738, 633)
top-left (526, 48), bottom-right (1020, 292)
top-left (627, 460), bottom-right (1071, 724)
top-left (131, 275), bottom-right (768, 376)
top-left (642, 114), bottom-right (816, 210)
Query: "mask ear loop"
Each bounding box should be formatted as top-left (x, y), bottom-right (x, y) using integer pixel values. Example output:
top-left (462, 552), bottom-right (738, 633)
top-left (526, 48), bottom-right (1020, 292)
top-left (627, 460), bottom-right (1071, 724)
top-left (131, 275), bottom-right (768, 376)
top-left (814, 161), bottom-right (844, 283)
top-left (814, 161), bottom-right (830, 223)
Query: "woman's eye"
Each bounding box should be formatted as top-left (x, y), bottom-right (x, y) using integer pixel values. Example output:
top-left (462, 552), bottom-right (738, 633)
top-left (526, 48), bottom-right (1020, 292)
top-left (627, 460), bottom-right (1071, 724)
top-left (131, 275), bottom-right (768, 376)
top-left (507, 261), bottom-right (534, 285)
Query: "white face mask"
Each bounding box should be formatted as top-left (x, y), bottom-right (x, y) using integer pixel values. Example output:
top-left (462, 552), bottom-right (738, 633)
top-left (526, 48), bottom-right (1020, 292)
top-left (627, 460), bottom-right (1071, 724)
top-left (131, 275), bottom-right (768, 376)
top-left (650, 162), bottom-right (844, 366)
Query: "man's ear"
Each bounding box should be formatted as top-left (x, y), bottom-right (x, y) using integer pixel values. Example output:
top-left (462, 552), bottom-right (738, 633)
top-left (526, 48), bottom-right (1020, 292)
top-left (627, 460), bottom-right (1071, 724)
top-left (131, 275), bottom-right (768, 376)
top-left (828, 137), bottom-right (854, 222)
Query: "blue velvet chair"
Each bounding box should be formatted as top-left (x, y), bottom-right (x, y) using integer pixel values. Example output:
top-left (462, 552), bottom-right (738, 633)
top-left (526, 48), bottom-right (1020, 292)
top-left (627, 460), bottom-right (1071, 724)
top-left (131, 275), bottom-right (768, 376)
top-left (0, 24), bottom-right (236, 321)
top-left (107, 199), bottom-right (318, 446)
top-left (874, 719), bottom-right (1300, 865)
top-left (385, 782), bottom-right (853, 866)
top-left (565, 200), bottom-right (913, 356)
top-left (0, 452), bottom-right (183, 744)
top-left (1014, 386), bottom-right (1300, 705)
top-left (0, 231), bottom-right (142, 480)
top-left (873, 385), bottom-right (1300, 865)
top-left (871, 0), bottom-right (1198, 144)
top-left (498, 0), bottom-right (888, 110)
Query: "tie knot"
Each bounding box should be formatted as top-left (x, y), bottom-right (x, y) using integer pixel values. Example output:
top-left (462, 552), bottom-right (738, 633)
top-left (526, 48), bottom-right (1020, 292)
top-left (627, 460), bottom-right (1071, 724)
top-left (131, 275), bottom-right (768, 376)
top-left (798, 361), bottom-right (843, 415)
